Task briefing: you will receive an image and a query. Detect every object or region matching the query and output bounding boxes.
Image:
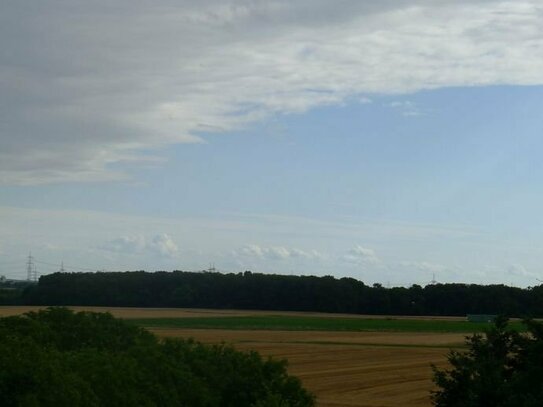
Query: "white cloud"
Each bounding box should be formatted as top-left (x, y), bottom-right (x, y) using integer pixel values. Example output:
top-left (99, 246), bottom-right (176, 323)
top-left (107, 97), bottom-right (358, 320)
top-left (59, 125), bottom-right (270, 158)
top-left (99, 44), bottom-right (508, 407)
top-left (100, 234), bottom-right (179, 258)
top-left (100, 235), bottom-right (147, 254)
top-left (399, 260), bottom-right (450, 274)
top-left (149, 234), bottom-right (179, 258)
top-left (2, 205), bottom-right (542, 286)
top-left (506, 263), bottom-right (539, 279)
top-left (343, 245), bottom-right (381, 265)
top-left (2, 1), bottom-right (543, 184)
top-left (385, 100), bottom-right (423, 117)
top-left (235, 244), bottom-right (323, 261)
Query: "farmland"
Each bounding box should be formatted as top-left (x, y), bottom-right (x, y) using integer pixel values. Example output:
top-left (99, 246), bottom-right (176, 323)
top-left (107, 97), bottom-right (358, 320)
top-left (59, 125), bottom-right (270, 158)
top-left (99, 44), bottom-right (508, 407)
top-left (140, 316), bottom-right (478, 407)
top-left (129, 315), bottom-right (523, 333)
top-left (0, 306), bottom-right (490, 406)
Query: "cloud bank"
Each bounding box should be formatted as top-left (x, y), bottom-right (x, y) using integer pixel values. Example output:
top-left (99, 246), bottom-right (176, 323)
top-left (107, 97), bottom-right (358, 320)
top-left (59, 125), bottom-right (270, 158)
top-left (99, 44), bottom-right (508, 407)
top-left (100, 234), bottom-right (179, 258)
top-left (342, 245), bottom-right (381, 265)
top-left (1, 1), bottom-right (543, 184)
top-left (234, 244), bottom-right (323, 261)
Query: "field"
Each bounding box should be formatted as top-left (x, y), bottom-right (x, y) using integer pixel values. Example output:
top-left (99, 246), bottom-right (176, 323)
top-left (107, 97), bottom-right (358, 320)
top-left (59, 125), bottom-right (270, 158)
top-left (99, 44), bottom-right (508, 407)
top-left (0, 306), bottom-right (491, 406)
top-left (128, 315), bottom-right (521, 333)
top-left (0, 306), bottom-right (468, 320)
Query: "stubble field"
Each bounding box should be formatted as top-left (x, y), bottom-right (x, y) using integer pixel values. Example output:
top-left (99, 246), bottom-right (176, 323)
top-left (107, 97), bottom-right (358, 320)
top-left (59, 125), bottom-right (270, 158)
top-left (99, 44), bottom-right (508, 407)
top-left (0, 306), bottom-right (475, 407)
top-left (151, 328), bottom-right (459, 407)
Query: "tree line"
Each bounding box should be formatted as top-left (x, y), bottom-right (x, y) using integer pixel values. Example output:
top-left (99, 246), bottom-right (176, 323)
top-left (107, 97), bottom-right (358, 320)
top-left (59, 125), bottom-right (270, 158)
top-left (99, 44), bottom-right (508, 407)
top-left (16, 271), bottom-right (543, 317)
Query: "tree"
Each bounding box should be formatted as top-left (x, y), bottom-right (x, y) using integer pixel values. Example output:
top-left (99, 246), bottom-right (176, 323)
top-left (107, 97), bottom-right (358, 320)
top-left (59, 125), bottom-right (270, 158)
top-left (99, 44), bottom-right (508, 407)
top-left (0, 308), bottom-right (315, 407)
top-left (432, 316), bottom-right (543, 407)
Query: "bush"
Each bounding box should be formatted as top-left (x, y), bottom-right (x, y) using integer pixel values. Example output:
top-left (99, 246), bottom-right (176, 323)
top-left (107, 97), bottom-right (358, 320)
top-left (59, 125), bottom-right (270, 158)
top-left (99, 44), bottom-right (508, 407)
top-left (0, 307), bottom-right (314, 407)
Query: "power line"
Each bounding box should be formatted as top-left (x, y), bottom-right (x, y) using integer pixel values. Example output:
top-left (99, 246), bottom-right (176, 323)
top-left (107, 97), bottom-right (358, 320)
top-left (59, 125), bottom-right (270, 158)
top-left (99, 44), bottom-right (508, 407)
top-left (33, 259), bottom-right (98, 272)
top-left (1, 271), bottom-right (31, 278)
top-left (0, 259), bottom-right (23, 266)
top-left (26, 252), bottom-right (38, 282)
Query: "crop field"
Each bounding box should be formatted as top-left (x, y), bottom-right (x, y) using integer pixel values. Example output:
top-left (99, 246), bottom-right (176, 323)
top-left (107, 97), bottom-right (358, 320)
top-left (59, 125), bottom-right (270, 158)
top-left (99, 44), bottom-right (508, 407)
top-left (0, 306), bottom-right (497, 406)
top-left (0, 306), bottom-right (468, 320)
top-left (136, 316), bottom-right (503, 406)
top-left (149, 327), bottom-right (460, 407)
top-left (129, 315), bottom-right (521, 333)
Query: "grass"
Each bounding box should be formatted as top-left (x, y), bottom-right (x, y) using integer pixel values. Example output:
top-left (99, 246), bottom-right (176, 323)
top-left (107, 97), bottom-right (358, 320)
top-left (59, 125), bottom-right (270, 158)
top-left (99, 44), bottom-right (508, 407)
top-left (236, 339), bottom-right (468, 349)
top-left (128, 315), bottom-right (526, 333)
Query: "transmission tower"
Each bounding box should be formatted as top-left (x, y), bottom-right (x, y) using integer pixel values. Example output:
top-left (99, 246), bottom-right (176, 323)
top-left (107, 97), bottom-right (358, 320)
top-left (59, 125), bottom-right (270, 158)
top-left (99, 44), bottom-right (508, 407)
top-left (429, 273), bottom-right (438, 285)
top-left (59, 261), bottom-right (65, 272)
top-left (26, 252), bottom-right (38, 282)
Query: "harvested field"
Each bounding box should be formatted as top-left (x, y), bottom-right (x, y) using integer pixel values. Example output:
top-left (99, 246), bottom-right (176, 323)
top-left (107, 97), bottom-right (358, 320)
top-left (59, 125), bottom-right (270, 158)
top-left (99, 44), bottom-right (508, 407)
top-left (0, 305), bottom-right (466, 320)
top-left (0, 306), bottom-right (265, 318)
top-left (0, 306), bottom-right (467, 406)
top-left (150, 328), bottom-right (455, 407)
top-left (244, 343), bottom-right (449, 407)
top-left (151, 328), bottom-right (466, 347)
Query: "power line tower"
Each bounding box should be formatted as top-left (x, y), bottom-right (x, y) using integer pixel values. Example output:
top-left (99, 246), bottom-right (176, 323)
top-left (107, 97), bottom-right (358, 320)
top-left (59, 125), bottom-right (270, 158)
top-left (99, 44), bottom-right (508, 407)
top-left (429, 273), bottom-right (438, 285)
top-left (59, 261), bottom-right (65, 273)
top-left (26, 252), bottom-right (38, 282)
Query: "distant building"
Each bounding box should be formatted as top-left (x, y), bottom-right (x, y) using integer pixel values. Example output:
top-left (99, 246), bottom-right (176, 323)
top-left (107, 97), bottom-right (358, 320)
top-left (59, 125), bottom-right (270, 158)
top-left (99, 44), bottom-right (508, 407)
top-left (467, 314), bottom-right (497, 323)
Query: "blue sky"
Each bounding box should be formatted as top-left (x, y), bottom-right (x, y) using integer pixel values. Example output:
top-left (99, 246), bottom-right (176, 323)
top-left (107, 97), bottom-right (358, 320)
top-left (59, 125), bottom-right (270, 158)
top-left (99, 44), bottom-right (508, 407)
top-left (1, 1), bottom-right (543, 286)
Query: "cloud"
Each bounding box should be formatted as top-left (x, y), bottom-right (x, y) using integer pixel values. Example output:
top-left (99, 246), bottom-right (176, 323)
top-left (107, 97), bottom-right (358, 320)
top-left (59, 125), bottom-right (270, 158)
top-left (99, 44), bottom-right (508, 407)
top-left (343, 245), bottom-right (381, 265)
top-left (100, 235), bottom-right (147, 254)
top-left (399, 260), bottom-right (450, 274)
top-left (385, 100), bottom-right (423, 117)
top-left (506, 263), bottom-right (539, 279)
top-left (149, 234), bottom-right (180, 258)
top-left (234, 244), bottom-right (323, 261)
top-left (100, 234), bottom-right (179, 258)
top-left (2, 1), bottom-right (543, 184)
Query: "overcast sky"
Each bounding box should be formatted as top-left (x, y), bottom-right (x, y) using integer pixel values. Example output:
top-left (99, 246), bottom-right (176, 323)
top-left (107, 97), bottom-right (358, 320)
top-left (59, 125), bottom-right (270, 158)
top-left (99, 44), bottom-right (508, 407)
top-left (1, 1), bottom-right (543, 286)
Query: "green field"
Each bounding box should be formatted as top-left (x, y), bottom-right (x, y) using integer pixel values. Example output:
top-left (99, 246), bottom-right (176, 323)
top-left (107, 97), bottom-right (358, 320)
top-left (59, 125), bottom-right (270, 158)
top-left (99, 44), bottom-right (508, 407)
top-left (128, 315), bottom-right (525, 333)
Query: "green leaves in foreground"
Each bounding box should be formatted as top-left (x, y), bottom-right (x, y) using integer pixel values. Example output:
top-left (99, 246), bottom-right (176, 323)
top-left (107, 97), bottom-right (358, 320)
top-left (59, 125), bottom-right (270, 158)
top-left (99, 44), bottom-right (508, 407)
top-left (432, 316), bottom-right (543, 407)
top-left (0, 307), bottom-right (314, 407)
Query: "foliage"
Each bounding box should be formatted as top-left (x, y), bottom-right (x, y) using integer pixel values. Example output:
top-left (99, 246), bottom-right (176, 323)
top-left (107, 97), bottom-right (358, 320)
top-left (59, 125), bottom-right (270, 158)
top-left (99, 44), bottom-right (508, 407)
top-left (0, 280), bottom-right (34, 305)
top-left (0, 307), bottom-right (314, 407)
top-left (128, 315), bottom-right (525, 333)
top-left (432, 316), bottom-right (543, 407)
top-left (19, 271), bottom-right (543, 317)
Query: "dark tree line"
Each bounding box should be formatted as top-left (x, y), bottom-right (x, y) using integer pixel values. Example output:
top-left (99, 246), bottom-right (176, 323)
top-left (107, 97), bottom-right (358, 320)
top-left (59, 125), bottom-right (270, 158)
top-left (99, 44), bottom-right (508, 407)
top-left (0, 307), bottom-right (314, 407)
top-left (0, 279), bottom-right (33, 305)
top-left (17, 270), bottom-right (543, 317)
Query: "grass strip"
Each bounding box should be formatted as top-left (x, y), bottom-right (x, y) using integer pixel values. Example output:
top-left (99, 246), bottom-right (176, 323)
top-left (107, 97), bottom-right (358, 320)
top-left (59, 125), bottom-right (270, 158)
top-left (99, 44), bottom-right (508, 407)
top-left (235, 339), bottom-right (468, 349)
top-left (128, 315), bottom-right (526, 333)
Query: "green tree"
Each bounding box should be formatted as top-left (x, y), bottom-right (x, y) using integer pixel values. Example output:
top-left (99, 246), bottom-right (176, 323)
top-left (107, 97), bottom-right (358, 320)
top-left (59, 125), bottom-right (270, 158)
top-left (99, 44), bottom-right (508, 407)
top-left (0, 308), bottom-right (314, 407)
top-left (432, 316), bottom-right (543, 407)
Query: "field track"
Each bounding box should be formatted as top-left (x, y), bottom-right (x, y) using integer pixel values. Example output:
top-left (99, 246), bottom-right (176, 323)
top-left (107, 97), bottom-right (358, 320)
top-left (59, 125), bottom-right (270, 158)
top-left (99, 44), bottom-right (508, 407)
top-left (0, 306), bottom-right (466, 406)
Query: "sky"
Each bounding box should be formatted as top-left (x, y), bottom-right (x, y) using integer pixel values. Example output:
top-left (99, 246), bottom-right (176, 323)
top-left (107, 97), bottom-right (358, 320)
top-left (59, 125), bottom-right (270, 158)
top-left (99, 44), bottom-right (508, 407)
top-left (1, 0), bottom-right (543, 286)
